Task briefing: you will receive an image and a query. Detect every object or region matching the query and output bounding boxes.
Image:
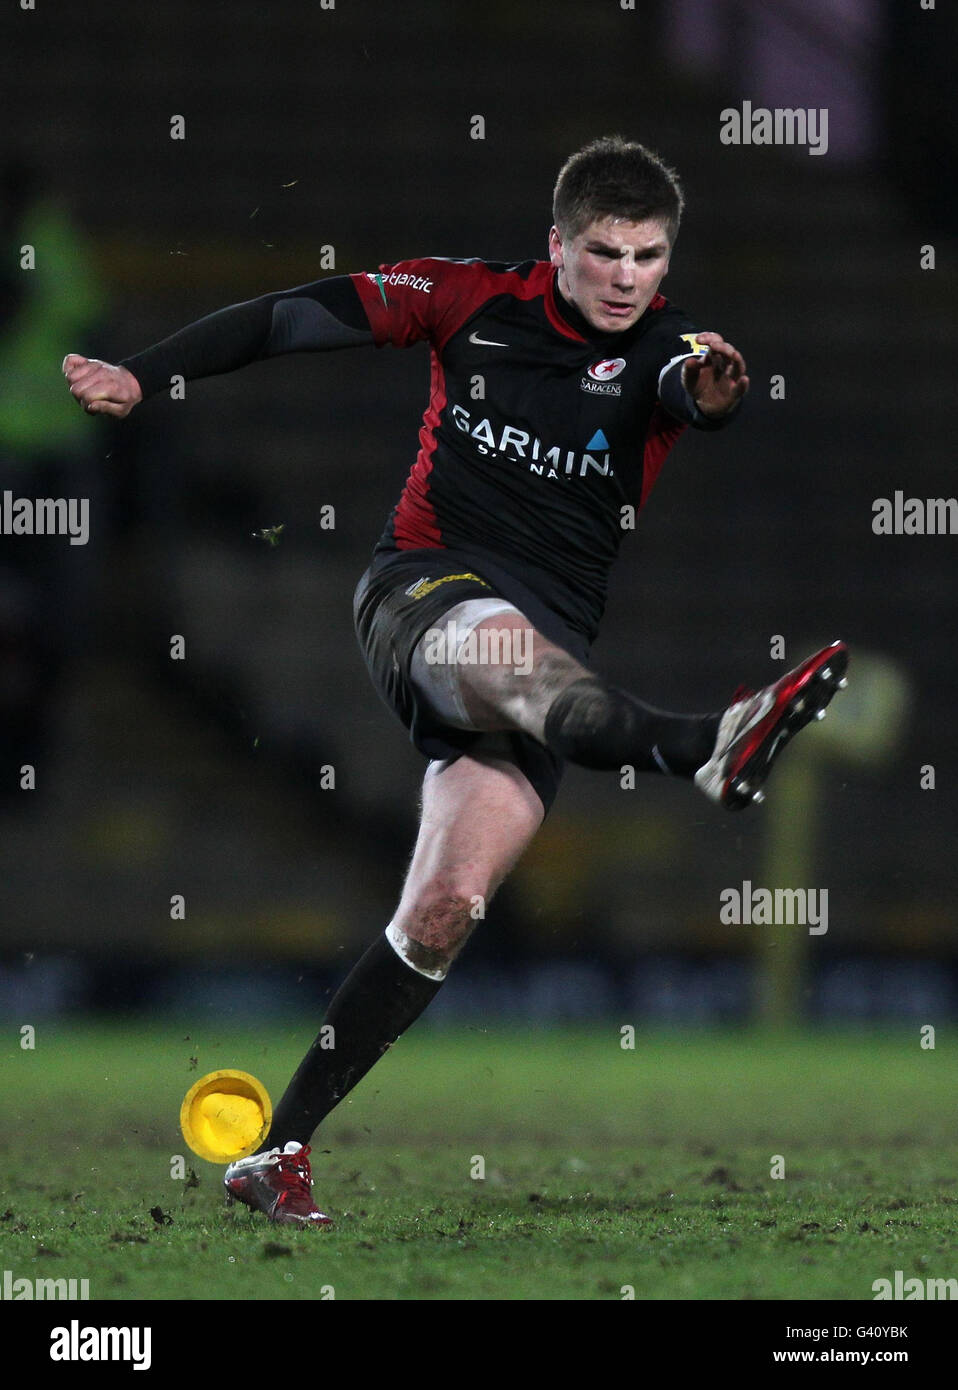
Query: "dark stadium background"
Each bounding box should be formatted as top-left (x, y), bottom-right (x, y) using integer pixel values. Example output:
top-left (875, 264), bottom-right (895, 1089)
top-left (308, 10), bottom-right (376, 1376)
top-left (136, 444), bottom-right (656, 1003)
top-left (1, 0), bottom-right (955, 1027)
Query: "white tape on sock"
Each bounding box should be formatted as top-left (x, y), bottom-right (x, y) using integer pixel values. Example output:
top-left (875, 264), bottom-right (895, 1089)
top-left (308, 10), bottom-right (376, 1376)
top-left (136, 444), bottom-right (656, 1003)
top-left (385, 921), bottom-right (450, 981)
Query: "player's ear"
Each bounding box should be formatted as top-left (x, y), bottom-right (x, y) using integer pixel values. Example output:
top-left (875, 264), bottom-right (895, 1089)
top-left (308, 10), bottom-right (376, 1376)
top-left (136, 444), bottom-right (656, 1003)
top-left (547, 226), bottom-right (563, 268)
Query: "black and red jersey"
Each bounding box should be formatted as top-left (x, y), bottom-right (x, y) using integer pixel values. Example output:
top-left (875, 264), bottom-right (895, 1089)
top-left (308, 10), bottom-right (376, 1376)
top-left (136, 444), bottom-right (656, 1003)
top-left (121, 254), bottom-right (735, 644)
top-left (351, 256), bottom-right (714, 640)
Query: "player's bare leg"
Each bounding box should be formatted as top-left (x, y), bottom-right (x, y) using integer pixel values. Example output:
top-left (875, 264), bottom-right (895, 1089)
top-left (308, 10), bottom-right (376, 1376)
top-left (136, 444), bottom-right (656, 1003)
top-left (418, 603), bottom-right (723, 780)
top-left (225, 601), bottom-right (848, 1223)
top-left (387, 743), bottom-right (545, 976)
top-left (425, 604), bottom-right (848, 807)
top-left (225, 743), bottom-right (545, 1224)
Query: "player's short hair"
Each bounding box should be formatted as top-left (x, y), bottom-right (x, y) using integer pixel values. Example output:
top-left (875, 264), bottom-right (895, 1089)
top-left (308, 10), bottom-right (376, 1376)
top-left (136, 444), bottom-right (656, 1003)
top-left (552, 135), bottom-right (684, 244)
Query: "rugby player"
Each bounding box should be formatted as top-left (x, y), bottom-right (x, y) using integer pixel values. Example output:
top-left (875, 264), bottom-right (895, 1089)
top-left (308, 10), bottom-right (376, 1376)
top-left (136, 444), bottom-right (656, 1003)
top-left (63, 136), bottom-right (848, 1226)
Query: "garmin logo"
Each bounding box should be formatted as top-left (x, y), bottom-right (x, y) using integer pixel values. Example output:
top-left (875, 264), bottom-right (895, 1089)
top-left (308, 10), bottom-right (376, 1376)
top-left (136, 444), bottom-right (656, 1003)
top-left (450, 404), bottom-right (614, 480)
top-left (720, 102), bottom-right (828, 156)
top-left (50, 1321), bottom-right (151, 1370)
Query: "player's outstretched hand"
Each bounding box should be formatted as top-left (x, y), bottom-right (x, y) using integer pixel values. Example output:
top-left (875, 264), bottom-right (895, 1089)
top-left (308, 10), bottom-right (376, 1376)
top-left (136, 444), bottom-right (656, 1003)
top-left (62, 354), bottom-right (143, 418)
top-left (682, 332), bottom-right (749, 418)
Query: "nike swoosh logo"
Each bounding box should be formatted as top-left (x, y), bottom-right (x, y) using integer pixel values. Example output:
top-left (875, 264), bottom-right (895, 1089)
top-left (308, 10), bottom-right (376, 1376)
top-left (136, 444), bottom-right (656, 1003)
top-left (468, 331), bottom-right (510, 347)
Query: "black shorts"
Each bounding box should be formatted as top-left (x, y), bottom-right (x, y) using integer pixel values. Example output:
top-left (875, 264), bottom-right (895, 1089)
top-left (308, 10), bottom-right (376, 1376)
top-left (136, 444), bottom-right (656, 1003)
top-left (352, 547), bottom-right (593, 817)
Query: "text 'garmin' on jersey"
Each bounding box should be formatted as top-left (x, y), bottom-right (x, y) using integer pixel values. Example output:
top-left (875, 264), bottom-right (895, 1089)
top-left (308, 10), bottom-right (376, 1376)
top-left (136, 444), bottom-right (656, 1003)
top-left (452, 404), bottom-right (614, 479)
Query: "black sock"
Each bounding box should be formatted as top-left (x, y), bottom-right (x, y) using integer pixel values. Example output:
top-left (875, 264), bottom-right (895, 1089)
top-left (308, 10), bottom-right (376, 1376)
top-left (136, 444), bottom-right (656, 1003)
top-left (262, 932), bottom-right (443, 1150)
top-left (544, 676), bottom-right (720, 778)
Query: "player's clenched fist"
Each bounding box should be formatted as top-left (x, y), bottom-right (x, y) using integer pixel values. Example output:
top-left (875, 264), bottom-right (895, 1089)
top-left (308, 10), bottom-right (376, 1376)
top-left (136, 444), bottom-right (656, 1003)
top-left (62, 354), bottom-right (143, 418)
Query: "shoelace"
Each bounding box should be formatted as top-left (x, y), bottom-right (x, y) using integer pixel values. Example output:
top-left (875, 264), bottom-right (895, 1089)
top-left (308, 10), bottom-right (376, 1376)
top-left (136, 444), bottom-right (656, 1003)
top-left (273, 1144), bottom-right (313, 1207)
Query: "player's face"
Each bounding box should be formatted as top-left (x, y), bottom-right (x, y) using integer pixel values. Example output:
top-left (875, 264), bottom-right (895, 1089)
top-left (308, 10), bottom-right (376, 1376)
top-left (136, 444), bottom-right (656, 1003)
top-left (548, 216), bottom-right (672, 333)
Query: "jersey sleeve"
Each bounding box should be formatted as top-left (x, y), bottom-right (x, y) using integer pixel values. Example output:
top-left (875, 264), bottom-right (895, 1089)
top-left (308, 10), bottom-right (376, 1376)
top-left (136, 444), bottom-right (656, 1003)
top-left (119, 275), bottom-right (374, 401)
top-left (350, 258), bottom-right (471, 350)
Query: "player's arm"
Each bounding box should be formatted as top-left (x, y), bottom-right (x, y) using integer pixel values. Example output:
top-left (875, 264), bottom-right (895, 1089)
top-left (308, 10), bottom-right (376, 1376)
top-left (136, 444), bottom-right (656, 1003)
top-left (658, 331), bottom-right (750, 430)
top-left (62, 276), bottom-right (374, 417)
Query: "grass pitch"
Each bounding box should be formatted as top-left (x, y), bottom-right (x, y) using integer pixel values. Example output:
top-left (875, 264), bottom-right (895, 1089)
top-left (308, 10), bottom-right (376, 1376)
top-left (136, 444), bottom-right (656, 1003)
top-left (1, 1022), bottom-right (955, 1301)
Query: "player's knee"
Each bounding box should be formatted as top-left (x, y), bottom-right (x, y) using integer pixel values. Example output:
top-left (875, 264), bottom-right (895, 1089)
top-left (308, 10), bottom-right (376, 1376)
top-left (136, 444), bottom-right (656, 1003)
top-left (498, 647), bottom-right (586, 735)
top-left (408, 886), bottom-right (481, 948)
top-left (536, 647), bottom-right (589, 698)
top-left (393, 884), bottom-right (483, 976)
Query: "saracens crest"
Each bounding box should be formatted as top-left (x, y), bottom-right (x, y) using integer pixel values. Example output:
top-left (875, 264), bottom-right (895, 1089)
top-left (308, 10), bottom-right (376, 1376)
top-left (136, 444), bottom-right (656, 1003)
top-left (581, 357), bottom-right (627, 396)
